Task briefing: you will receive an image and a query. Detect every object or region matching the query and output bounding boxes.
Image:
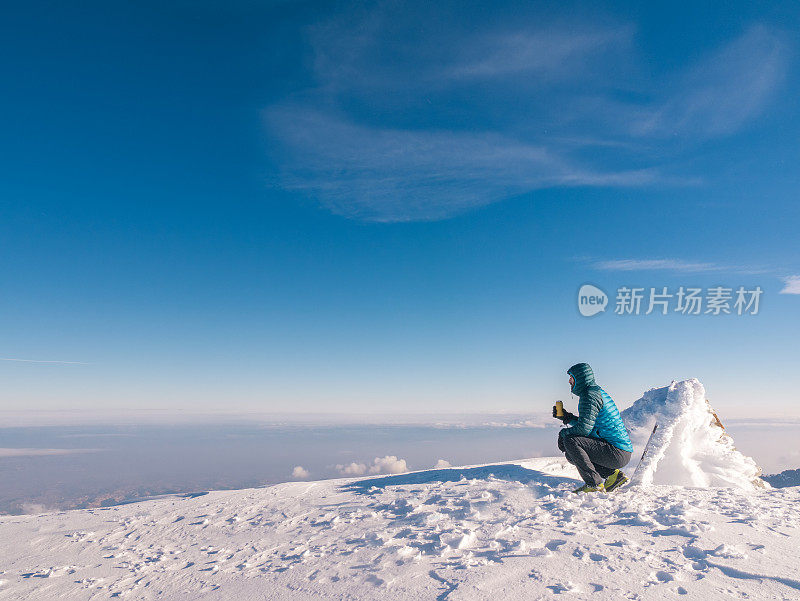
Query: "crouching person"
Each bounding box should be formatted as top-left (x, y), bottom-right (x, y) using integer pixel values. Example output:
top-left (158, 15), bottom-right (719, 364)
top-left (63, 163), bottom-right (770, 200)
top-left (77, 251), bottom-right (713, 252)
top-left (554, 363), bottom-right (633, 493)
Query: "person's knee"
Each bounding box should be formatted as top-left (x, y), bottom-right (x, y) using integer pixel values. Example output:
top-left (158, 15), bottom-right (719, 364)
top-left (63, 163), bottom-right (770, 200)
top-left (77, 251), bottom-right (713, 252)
top-left (561, 436), bottom-right (582, 461)
top-left (562, 436), bottom-right (579, 451)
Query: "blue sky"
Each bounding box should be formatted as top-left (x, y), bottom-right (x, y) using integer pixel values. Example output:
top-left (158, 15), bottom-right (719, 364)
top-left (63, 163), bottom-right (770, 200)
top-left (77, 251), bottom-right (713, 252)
top-left (1, 1), bottom-right (798, 419)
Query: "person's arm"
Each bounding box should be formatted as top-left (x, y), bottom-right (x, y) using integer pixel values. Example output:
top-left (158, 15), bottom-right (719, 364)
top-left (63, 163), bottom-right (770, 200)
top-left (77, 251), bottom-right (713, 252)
top-left (559, 389), bottom-right (603, 438)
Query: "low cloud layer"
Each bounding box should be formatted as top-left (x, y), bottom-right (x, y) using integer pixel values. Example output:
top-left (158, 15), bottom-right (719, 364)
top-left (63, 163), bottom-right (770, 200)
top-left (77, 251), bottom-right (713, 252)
top-left (291, 465), bottom-right (310, 479)
top-left (0, 357), bottom-right (90, 365)
top-left (336, 455), bottom-right (409, 476)
top-left (0, 448), bottom-right (98, 458)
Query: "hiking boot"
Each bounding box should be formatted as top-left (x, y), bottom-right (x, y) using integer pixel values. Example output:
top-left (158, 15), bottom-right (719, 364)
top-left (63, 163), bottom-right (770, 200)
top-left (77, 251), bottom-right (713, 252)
top-left (603, 469), bottom-right (629, 492)
top-left (572, 483), bottom-right (605, 493)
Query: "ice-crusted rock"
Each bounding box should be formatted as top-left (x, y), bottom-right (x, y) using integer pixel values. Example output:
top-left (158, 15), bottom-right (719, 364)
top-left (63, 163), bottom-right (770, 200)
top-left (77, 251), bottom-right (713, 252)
top-left (622, 378), bottom-right (765, 489)
top-left (763, 468), bottom-right (800, 488)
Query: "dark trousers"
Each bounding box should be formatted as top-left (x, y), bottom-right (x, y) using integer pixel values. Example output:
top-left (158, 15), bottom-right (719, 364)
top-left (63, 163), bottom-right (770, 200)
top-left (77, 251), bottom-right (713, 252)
top-left (561, 435), bottom-right (632, 487)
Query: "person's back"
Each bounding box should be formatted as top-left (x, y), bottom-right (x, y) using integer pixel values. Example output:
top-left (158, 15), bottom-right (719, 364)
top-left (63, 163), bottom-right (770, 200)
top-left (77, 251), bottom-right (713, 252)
top-left (586, 385), bottom-right (632, 453)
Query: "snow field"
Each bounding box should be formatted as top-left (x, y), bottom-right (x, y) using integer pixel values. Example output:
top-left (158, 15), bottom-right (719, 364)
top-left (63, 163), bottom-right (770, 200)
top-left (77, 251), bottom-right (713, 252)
top-left (1, 456), bottom-right (799, 600)
top-left (0, 379), bottom-right (796, 600)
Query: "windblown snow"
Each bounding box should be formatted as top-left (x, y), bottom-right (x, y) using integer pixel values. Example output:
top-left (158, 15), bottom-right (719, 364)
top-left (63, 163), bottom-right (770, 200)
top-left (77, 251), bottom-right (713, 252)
top-left (1, 379), bottom-right (798, 601)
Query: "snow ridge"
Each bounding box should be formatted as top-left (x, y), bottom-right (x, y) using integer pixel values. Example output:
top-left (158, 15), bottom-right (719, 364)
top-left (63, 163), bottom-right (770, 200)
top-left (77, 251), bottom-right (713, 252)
top-left (622, 379), bottom-right (764, 489)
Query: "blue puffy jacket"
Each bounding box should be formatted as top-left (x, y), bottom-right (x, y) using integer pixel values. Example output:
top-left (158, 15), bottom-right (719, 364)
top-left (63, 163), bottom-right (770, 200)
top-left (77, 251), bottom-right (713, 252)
top-left (560, 363), bottom-right (633, 453)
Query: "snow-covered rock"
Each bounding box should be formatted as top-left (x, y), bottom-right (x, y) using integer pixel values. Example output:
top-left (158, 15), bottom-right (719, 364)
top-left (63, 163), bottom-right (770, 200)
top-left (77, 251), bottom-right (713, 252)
top-left (622, 379), bottom-right (765, 489)
top-left (763, 468), bottom-right (800, 488)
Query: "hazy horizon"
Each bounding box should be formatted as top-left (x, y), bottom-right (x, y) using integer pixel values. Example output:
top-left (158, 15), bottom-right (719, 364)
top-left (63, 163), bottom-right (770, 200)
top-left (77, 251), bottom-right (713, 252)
top-left (3, 416), bottom-right (798, 516)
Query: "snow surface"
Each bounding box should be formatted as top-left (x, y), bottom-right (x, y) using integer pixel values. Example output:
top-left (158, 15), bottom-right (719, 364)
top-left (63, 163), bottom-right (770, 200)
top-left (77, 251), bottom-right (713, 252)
top-left (1, 379), bottom-right (798, 600)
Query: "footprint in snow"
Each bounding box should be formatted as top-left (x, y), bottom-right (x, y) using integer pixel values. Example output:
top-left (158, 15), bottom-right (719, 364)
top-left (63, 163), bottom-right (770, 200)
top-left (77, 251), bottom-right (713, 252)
top-left (681, 545), bottom-right (709, 560)
top-left (545, 539), bottom-right (567, 551)
top-left (546, 582), bottom-right (580, 594)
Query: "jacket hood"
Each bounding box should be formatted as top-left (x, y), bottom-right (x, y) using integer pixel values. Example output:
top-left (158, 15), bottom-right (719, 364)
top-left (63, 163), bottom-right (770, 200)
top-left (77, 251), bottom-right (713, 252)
top-left (567, 363), bottom-right (595, 395)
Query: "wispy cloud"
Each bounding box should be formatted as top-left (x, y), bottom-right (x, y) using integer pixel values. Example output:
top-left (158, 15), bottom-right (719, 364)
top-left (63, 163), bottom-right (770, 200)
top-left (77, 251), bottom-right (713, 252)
top-left (309, 7), bottom-right (630, 92)
top-left (265, 7), bottom-right (790, 222)
top-left (0, 357), bottom-right (90, 365)
top-left (447, 27), bottom-right (631, 80)
top-left (592, 258), bottom-right (771, 275)
top-left (266, 107), bottom-right (658, 221)
top-left (632, 26), bottom-right (788, 138)
top-left (779, 275), bottom-right (800, 294)
top-left (594, 259), bottom-right (723, 273)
